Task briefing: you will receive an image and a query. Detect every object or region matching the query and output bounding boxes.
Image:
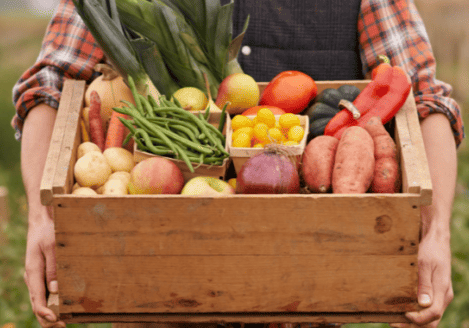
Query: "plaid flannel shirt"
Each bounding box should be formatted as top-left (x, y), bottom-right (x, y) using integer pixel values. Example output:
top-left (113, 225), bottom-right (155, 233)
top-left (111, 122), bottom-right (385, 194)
top-left (12, 0), bottom-right (465, 146)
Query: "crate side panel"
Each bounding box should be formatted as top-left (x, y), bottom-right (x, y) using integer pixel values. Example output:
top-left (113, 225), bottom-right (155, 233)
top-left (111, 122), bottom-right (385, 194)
top-left (54, 195), bottom-right (420, 257)
top-left (56, 254), bottom-right (417, 314)
top-left (54, 195), bottom-right (420, 314)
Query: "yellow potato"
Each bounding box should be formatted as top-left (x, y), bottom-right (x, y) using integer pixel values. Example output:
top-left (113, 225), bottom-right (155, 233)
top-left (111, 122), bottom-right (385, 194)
top-left (72, 182), bottom-right (81, 192)
top-left (74, 151), bottom-right (112, 189)
top-left (72, 187), bottom-right (97, 195)
top-left (103, 179), bottom-right (128, 195)
top-left (77, 141), bottom-right (101, 159)
top-left (108, 171), bottom-right (131, 186)
top-left (103, 147), bottom-right (135, 173)
top-left (95, 185), bottom-right (105, 194)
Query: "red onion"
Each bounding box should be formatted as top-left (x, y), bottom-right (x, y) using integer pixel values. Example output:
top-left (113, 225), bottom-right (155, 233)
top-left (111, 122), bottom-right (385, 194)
top-left (236, 146), bottom-right (300, 194)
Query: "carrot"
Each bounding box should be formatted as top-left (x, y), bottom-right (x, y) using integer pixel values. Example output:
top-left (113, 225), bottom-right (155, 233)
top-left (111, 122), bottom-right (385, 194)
top-left (105, 109), bottom-right (130, 150)
top-left (364, 116), bottom-right (400, 193)
top-left (89, 91), bottom-right (106, 151)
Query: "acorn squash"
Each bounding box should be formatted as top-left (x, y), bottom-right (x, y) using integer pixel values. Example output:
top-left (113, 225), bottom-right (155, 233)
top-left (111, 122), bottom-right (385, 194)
top-left (303, 85), bottom-right (361, 139)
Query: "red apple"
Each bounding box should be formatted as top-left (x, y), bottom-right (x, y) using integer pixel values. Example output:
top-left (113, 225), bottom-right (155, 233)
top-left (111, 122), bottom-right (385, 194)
top-left (129, 157), bottom-right (184, 194)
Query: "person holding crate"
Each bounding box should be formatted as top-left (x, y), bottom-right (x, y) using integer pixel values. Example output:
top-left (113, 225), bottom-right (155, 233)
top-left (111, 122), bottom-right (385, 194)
top-left (12, 0), bottom-right (463, 327)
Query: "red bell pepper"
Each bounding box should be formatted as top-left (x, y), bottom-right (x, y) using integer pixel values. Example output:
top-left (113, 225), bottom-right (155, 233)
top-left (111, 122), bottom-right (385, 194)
top-left (324, 63), bottom-right (411, 139)
top-left (323, 63), bottom-right (393, 137)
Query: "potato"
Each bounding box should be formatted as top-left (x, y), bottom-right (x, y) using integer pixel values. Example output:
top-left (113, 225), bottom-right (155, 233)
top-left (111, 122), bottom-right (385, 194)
top-left (72, 187), bottom-right (97, 195)
top-left (74, 151), bottom-right (112, 189)
top-left (103, 179), bottom-right (128, 195)
top-left (95, 185), bottom-right (105, 194)
top-left (103, 147), bottom-right (135, 173)
top-left (108, 171), bottom-right (131, 186)
top-left (72, 182), bottom-right (81, 192)
top-left (332, 126), bottom-right (375, 194)
top-left (77, 141), bottom-right (101, 159)
top-left (301, 135), bottom-right (339, 193)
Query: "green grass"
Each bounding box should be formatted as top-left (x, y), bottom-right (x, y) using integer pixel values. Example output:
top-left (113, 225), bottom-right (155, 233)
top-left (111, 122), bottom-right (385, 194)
top-left (1, 13), bottom-right (468, 328)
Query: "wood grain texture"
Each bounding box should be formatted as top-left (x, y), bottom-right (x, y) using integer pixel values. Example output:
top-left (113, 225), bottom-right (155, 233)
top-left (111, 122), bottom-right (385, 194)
top-left (53, 80), bottom-right (85, 196)
top-left (59, 312), bottom-right (411, 324)
top-left (53, 194), bottom-right (420, 315)
top-left (40, 79), bottom-right (86, 205)
top-left (394, 90), bottom-right (433, 205)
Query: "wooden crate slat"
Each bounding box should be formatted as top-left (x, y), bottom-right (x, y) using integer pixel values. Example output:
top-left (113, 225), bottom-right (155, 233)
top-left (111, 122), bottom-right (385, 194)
top-left (52, 80), bottom-right (86, 196)
top-left (56, 254), bottom-right (417, 314)
top-left (40, 80), bottom-right (83, 205)
top-left (59, 312), bottom-right (410, 325)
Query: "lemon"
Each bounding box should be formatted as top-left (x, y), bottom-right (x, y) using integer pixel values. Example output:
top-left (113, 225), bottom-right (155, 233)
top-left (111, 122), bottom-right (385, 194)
top-left (252, 143), bottom-right (264, 148)
top-left (232, 132), bottom-right (251, 147)
top-left (283, 140), bottom-right (299, 146)
top-left (279, 113), bottom-right (301, 130)
top-left (287, 125), bottom-right (305, 143)
top-left (231, 115), bottom-right (253, 130)
top-left (256, 108), bottom-right (276, 128)
top-left (172, 87), bottom-right (208, 111)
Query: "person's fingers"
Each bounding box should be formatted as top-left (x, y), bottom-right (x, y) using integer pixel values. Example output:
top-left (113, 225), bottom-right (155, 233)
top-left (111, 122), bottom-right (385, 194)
top-left (44, 238), bottom-right (58, 293)
top-left (406, 263), bottom-right (450, 326)
top-left (416, 258), bottom-right (433, 308)
top-left (389, 323), bottom-right (409, 327)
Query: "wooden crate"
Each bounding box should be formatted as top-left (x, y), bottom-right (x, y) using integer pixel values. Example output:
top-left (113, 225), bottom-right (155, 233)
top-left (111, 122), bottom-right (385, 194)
top-left (40, 79), bottom-right (432, 325)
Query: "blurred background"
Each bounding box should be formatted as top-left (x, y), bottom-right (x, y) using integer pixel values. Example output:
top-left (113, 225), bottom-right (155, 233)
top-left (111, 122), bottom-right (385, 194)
top-left (0, 0), bottom-right (468, 327)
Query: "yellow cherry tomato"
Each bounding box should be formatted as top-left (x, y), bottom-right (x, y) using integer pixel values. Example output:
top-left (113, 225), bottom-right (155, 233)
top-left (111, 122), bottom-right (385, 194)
top-left (279, 113), bottom-right (301, 130)
top-left (253, 123), bottom-right (270, 143)
top-left (267, 127), bottom-right (285, 143)
top-left (232, 132), bottom-right (251, 147)
top-left (287, 125), bottom-right (305, 143)
top-left (232, 127), bottom-right (253, 141)
top-left (256, 108), bottom-right (276, 128)
top-left (231, 115), bottom-right (253, 130)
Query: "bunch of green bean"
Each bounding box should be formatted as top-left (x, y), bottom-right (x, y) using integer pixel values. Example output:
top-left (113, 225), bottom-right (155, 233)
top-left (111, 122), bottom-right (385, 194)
top-left (112, 76), bottom-right (229, 173)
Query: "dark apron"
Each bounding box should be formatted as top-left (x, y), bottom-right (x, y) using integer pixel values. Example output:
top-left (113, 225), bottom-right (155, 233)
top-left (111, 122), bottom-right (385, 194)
top-left (224, 0), bottom-right (364, 82)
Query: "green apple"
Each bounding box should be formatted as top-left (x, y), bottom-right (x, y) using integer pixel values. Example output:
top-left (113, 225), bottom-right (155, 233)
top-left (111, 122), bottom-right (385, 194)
top-left (181, 176), bottom-right (235, 196)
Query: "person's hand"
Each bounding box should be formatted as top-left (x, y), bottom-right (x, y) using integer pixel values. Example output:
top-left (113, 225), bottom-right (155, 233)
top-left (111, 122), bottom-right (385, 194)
top-left (390, 230), bottom-right (453, 328)
top-left (24, 205), bottom-right (66, 328)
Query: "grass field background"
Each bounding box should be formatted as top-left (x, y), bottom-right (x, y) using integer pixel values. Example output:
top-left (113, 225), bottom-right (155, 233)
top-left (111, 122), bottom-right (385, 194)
top-left (0, 2), bottom-right (468, 327)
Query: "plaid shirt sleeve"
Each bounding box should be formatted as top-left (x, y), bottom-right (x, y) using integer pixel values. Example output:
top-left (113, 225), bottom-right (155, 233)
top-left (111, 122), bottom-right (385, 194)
top-left (11, 0), bottom-right (104, 141)
top-left (358, 0), bottom-right (465, 147)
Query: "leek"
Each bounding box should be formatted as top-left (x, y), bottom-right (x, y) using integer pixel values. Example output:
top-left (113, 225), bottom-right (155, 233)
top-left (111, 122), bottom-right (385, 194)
top-left (72, 0), bottom-right (153, 94)
top-left (74, 0), bottom-right (249, 98)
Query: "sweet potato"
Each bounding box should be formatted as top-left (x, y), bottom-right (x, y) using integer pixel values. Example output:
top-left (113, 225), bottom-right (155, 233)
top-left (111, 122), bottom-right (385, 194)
top-left (302, 135), bottom-right (339, 193)
top-left (364, 117), bottom-right (400, 193)
top-left (332, 126), bottom-right (375, 193)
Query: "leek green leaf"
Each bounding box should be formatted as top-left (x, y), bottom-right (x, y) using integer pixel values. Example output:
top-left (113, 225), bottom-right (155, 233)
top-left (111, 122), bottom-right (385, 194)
top-left (130, 38), bottom-right (180, 96)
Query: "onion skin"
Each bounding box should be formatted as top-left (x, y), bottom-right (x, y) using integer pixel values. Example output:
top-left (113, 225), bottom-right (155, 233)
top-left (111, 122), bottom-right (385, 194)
top-left (236, 151), bottom-right (300, 194)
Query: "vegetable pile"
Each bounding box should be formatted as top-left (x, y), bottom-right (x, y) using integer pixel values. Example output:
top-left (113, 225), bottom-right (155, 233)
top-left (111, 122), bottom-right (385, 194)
top-left (72, 52), bottom-right (411, 196)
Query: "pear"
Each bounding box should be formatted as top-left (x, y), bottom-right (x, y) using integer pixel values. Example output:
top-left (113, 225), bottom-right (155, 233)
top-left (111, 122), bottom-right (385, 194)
top-left (215, 73), bottom-right (260, 115)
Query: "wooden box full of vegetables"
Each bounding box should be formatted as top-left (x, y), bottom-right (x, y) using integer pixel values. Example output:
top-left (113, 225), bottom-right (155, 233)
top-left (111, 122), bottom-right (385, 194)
top-left (40, 79), bottom-right (432, 325)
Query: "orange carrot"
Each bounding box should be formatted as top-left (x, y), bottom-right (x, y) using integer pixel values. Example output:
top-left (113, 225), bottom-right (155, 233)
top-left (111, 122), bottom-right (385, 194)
top-left (105, 109), bottom-right (129, 150)
top-left (89, 91), bottom-right (106, 151)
